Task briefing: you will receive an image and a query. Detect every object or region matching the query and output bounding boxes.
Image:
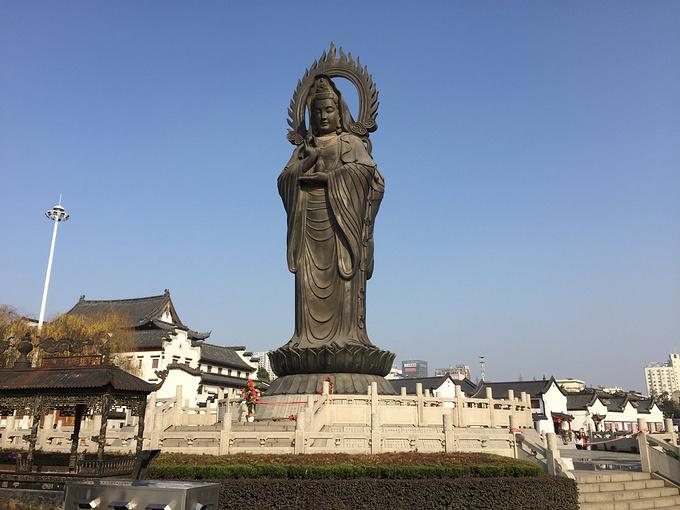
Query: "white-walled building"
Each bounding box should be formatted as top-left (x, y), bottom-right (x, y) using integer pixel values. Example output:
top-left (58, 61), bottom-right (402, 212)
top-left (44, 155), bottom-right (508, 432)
top-left (567, 389), bottom-right (665, 433)
top-left (645, 354), bottom-right (680, 396)
top-left (390, 376), bottom-right (477, 398)
top-left (67, 291), bottom-right (259, 406)
top-left (474, 378), bottom-right (571, 435)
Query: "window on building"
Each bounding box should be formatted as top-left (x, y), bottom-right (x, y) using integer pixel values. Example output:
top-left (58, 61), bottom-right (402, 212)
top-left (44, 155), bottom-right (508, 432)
top-left (207, 365), bottom-right (212, 373)
top-left (151, 358), bottom-right (159, 369)
top-left (137, 358), bottom-right (143, 369)
top-left (172, 356), bottom-right (180, 364)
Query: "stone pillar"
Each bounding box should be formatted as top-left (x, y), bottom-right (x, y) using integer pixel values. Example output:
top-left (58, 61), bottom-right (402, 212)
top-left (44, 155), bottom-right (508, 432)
top-left (294, 412), bottom-right (306, 454)
top-left (370, 410), bottom-right (381, 454)
top-left (545, 432), bottom-right (560, 475)
top-left (509, 415), bottom-right (519, 458)
top-left (485, 387), bottom-right (495, 428)
top-left (665, 418), bottom-right (677, 445)
top-left (306, 395), bottom-right (315, 430)
top-left (219, 411), bottom-right (231, 455)
top-left (443, 414), bottom-right (455, 452)
top-left (637, 418), bottom-right (650, 473)
top-left (520, 391), bottom-right (528, 407)
top-left (424, 389), bottom-right (431, 398)
top-left (416, 383), bottom-right (423, 427)
top-left (400, 387), bottom-right (407, 397)
top-left (174, 385), bottom-right (183, 424)
top-left (322, 380), bottom-right (330, 396)
top-left (454, 384), bottom-right (463, 428)
top-left (507, 389), bottom-right (515, 401)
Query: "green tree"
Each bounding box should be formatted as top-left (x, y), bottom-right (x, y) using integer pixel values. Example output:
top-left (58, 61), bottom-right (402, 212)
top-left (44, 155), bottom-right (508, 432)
top-left (257, 367), bottom-right (271, 383)
top-left (655, 392), bottom-right (680, 419)
top-left (0, 304), bottom-right (138, 374)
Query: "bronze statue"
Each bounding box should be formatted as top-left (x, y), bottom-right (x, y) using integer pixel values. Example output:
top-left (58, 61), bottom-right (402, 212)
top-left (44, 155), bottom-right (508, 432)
top-left (278, 75), bottom-right (384, 350)
top-left (269, 45), bottom-right (395, 394)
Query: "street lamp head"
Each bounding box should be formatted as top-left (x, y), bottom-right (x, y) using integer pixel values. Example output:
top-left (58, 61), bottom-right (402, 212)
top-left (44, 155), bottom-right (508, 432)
top-left (46, 204), bottom-right (69, 222)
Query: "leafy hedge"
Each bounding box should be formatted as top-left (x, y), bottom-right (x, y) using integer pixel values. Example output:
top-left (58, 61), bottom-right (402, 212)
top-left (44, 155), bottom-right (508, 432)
top-left (147, 452), bottom-right (541, 480)
top-left (148, 461), bottom-right (541, 480)
top-left (212, 478), bottom-right (578, 510)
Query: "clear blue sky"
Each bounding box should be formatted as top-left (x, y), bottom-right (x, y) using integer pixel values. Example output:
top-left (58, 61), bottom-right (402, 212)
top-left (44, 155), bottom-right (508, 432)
top-left (1, 2), bottom-right (679, 392)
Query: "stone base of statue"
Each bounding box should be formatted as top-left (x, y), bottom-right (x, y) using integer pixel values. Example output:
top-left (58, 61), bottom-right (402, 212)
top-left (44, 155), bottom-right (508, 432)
top-left (267, 344), bottom-right (396, 396)
top-left (266, 372), bottom-right (395, 395)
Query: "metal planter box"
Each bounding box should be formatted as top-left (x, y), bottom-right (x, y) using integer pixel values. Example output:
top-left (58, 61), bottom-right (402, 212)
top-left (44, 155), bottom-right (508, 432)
top-left (64, 480), bottom-right (219, 510)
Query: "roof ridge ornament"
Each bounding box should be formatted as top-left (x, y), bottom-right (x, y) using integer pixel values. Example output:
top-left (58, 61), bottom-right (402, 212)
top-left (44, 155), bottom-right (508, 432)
top-left (286, 42), bottom-right (379, 154)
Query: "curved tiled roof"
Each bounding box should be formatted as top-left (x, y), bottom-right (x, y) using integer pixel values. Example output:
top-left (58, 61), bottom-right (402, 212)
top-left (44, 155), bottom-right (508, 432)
top-left (67, 290), bottom-right (184, 327)
top-left (566, 391), bottom-right (599, 410)
top-left (390, 376), bottom-right (476, 396)
top-left (0, 365), bottom-right (157, 393)
top-left (196, 342), bottom-right (254, 372)
top-left (472, 378), bottom-right (565, 399)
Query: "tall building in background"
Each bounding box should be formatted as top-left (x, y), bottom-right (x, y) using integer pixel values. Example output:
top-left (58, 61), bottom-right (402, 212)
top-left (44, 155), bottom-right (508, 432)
top-left (435, 364), bottom-right (471, 380)
top-left (644, 353), bottom-right (680, 396)
top-left (402, 360), bottom-right (428, 378)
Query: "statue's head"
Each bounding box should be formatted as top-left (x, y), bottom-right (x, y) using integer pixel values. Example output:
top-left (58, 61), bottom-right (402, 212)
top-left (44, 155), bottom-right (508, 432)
top-left (307, 75), bottom-right (353, 136)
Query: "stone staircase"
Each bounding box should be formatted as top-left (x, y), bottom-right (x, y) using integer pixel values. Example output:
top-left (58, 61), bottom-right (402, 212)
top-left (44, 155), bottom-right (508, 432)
top-left (577, 472), bottom-right (680, 509)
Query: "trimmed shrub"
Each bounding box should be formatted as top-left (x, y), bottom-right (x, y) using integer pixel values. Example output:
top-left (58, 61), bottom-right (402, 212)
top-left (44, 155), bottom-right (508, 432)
top-left (209, 477), bottom-right (578, 510)
top-left (147, 461), bottom-right (541, 480)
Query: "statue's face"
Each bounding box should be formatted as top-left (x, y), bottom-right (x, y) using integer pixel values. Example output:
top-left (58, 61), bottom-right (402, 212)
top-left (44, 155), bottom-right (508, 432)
top-left (312, 98), bottom-right (340, 135)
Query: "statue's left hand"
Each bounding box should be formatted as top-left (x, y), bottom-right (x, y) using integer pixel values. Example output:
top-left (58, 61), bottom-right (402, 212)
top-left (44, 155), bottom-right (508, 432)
top-left (298, 173), bottom-right (328, 185)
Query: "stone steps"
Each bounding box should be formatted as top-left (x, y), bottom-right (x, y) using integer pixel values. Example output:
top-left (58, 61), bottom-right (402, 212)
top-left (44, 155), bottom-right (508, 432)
top-left (577, 472), bottom-right (680, 510)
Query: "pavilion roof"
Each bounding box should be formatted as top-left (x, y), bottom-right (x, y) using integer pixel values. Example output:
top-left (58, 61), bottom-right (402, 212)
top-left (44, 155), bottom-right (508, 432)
top-left (0, 365), bottom-right (157, 394)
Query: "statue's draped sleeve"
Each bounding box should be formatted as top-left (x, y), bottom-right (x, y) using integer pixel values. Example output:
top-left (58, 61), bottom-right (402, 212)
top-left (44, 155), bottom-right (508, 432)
top-left (277, 146), bottom-right (306, 273)
top-left (277, 134), bottom-right (384, 279)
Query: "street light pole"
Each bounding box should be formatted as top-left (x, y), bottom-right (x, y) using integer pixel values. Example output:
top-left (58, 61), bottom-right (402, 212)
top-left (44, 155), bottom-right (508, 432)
top-left (37, 197), bottom-right (70, 331)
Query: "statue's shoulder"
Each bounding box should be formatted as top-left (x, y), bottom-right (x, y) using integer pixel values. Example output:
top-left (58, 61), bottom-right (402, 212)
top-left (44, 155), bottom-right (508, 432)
top-left (340, 133), bottom-right (375, 167)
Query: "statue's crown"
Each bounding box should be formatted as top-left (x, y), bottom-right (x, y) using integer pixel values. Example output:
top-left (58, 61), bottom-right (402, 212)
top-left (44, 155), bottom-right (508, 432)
top-left (310, 75), bottom-right (338, 103)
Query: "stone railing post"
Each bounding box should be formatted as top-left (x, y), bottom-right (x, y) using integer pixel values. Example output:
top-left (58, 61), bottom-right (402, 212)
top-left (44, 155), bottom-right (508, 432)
top-left (454, 384), bottom-right (463, 427)
top-left (545, 432), bottom-right (560, 475)
top-left (637, 418), bottom-right (650, 473)
top-left (485, 387), bottom-right (495, 428)
top-left (172, 385), bottom-right (182, 425)
top-left (371, 408), bottom-right (381, 454)
top-left (322, 380), bottom-right (330, 396)
top-left (665, 418), bottom-right (677, 445)
top-left (294, 412), bottom-right (306, 454)
top-left (416, 383), bottom-right (423, 426)
top-left (306, 395), bottom-right (314, 430)
top-left (400, 387), bottom-right (407, 397)
top-left (509, 415), bottom-right (519, 458)
top-left (443, 414), bottom-right (455, 452)
top-left (219, 412), bottom-right (231, 455)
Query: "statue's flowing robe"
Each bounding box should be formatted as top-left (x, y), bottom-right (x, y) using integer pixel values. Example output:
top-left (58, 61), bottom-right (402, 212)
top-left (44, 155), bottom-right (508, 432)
top-left (278, 133), bottom-right (384, 349)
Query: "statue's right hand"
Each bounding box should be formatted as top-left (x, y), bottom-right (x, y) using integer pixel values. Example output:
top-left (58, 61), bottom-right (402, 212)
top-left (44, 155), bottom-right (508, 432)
top-left (302, 142), bottom-right (319, 162)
